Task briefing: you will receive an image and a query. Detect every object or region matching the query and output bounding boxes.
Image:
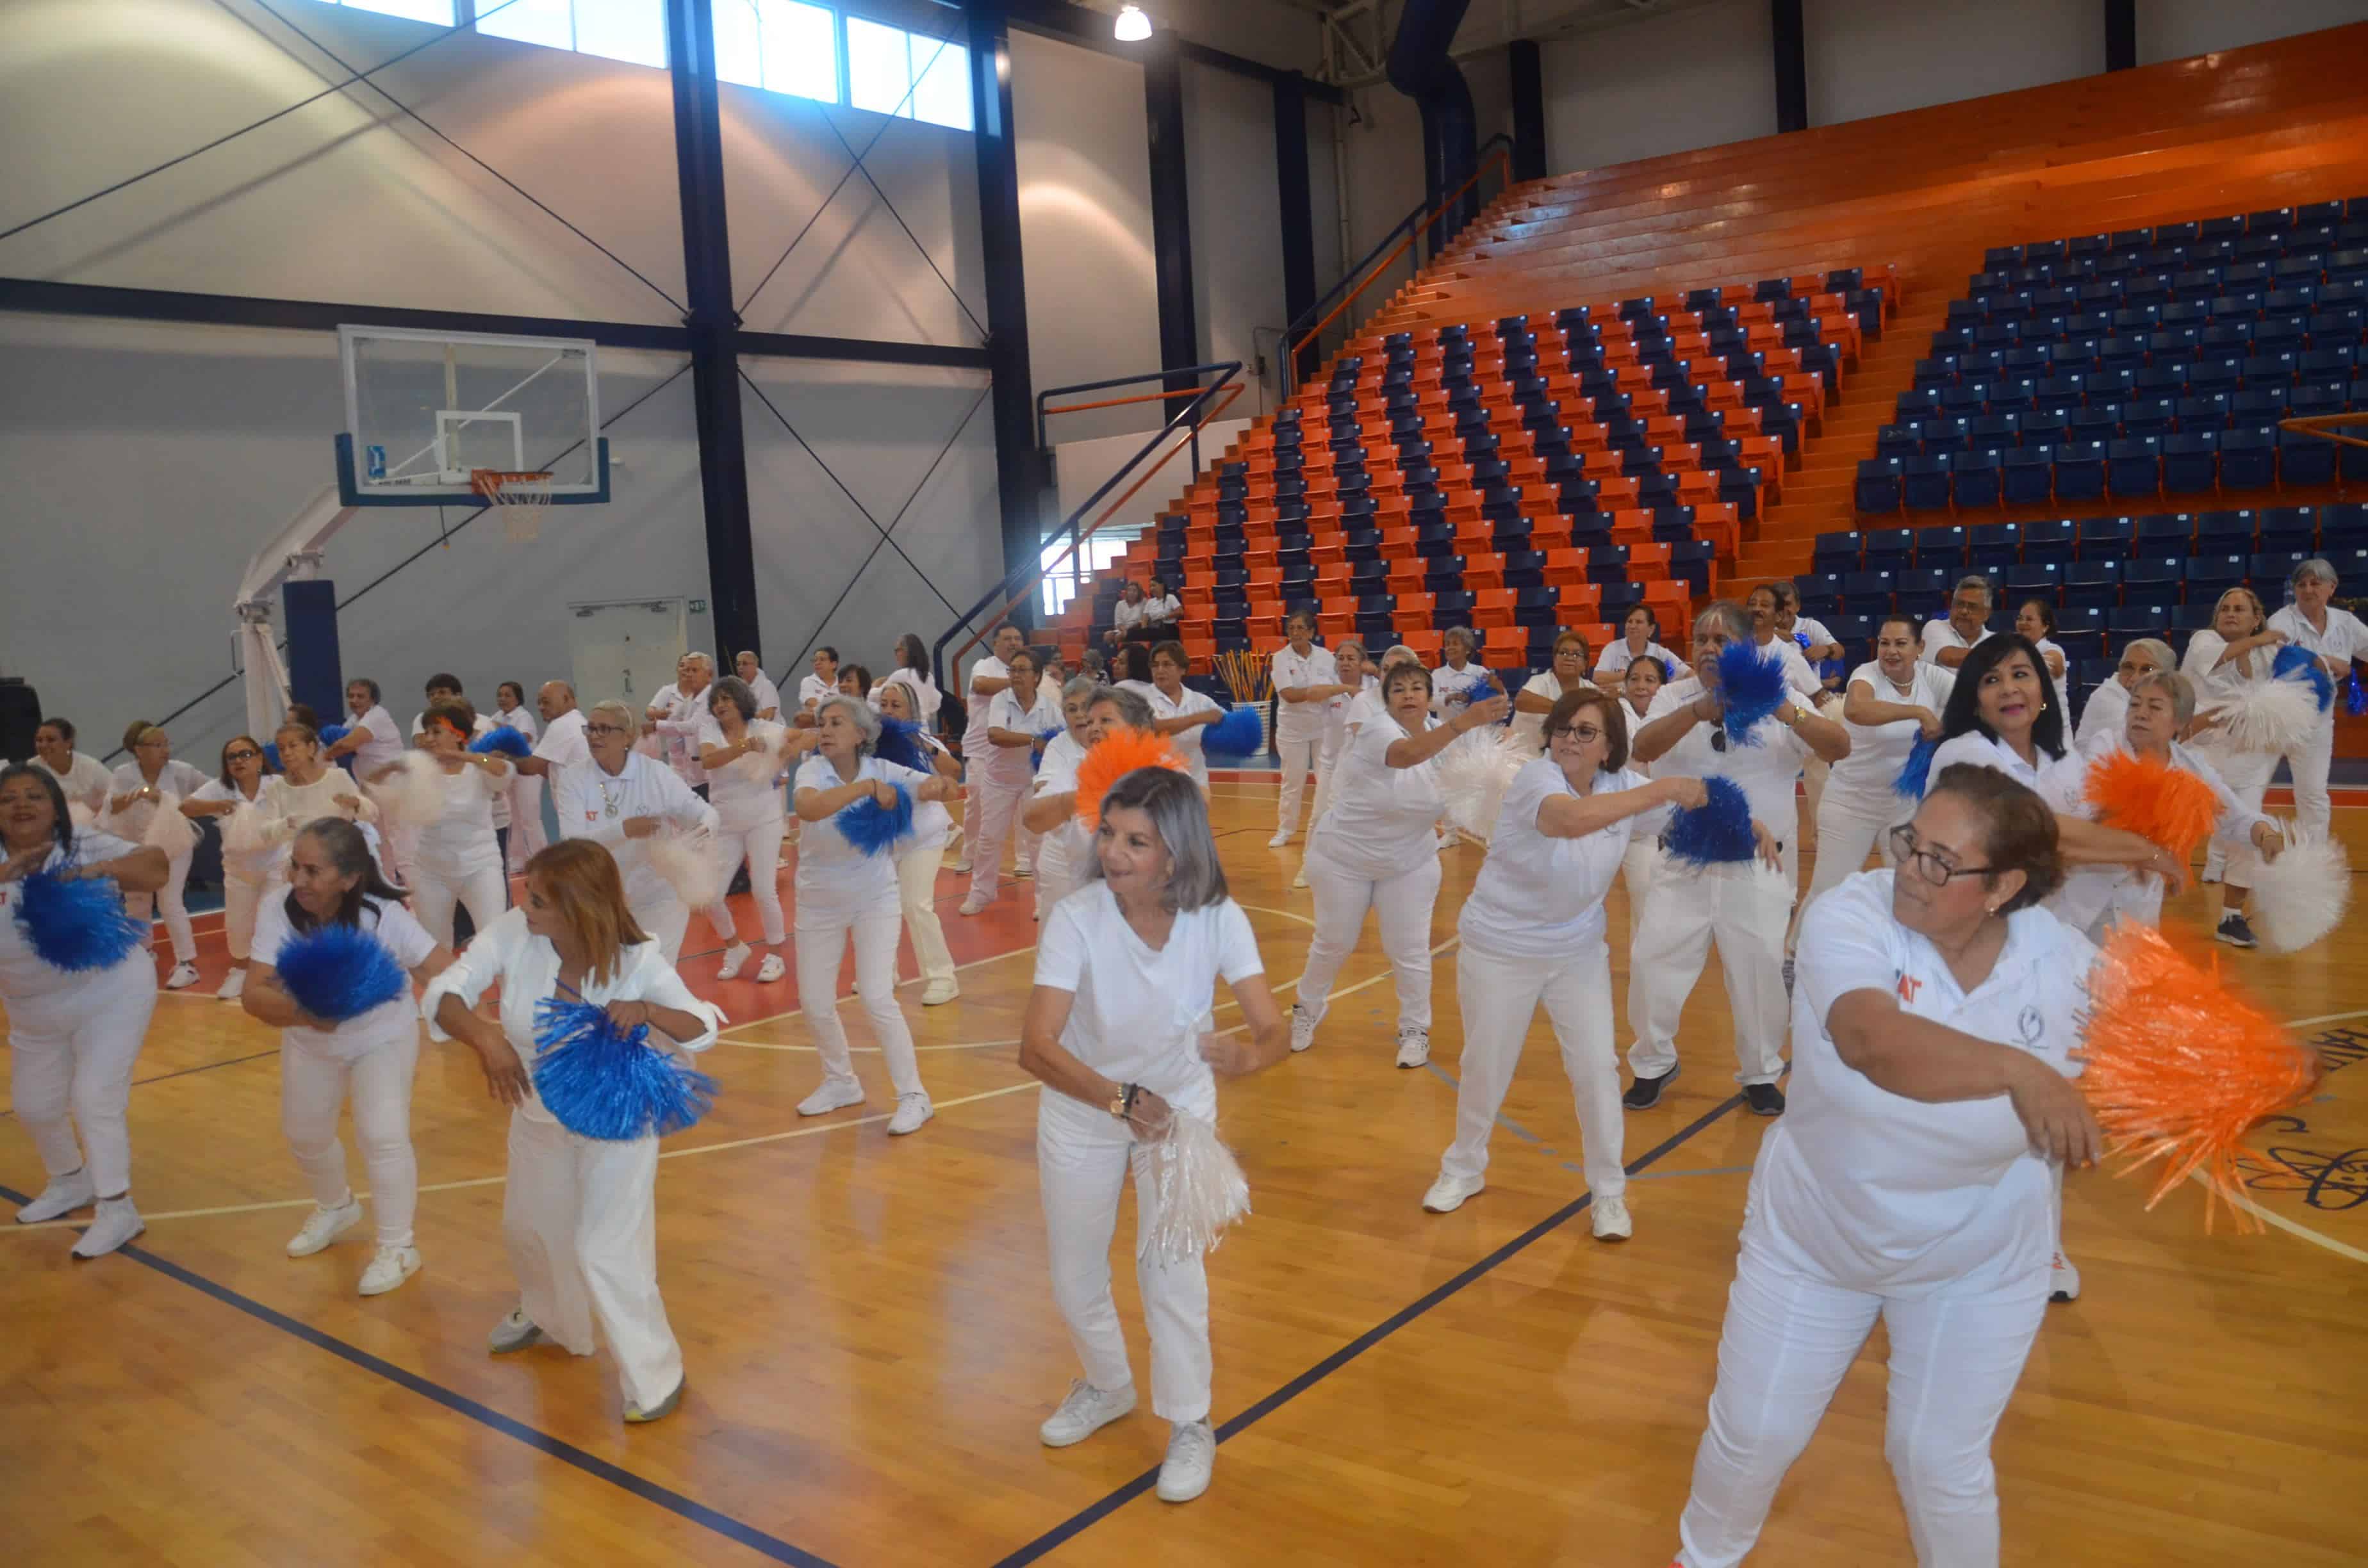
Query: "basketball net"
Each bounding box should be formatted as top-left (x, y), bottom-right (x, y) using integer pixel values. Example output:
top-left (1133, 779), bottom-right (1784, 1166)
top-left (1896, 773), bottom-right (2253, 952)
top-left (470, 469), bottom-right (555, 544)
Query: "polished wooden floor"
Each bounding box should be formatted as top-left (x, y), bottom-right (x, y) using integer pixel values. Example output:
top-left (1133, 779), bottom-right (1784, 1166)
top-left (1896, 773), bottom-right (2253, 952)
top-left (6, 778), bottom-right (2366, 1566)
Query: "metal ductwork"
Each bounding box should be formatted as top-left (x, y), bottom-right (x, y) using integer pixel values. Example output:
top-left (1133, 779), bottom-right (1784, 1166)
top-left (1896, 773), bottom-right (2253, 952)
top-left (1386, 0), bottom-right (1478, 238)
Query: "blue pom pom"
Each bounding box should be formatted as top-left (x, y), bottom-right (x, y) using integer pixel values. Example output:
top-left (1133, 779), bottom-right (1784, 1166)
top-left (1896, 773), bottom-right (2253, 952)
top-left (872, 715), bottom-right (932, 774)
top-left (2349, 671), bottom-right (2367, 719)
top-left (318, 723), bottom-right (350, 747)
top-left (263, 742), bottom-right (282, 772)
top-left (13, 870), bottom-right (146, 972)
top-left (532, 997), bottom-right (718, 1141)
top-left (273, 921), bottom-right (409, 1023)
top-left (1894, 734), bottom-right (1941, 801)
top-left (2272, 643), bottom-right (2335, 713)
top-left (468, 724), bottom-right (533, 758)
top-left (834, 780), bottom-right (914, 856)
top-left (1203, 705), bottom-right (1266, 756)
top-left (1665, 776), bottom-right (1758, 865)
top-left (1714, 641), bottom-right (1788, 744)
top-left (1030, 724), bottom-right (1064, 773)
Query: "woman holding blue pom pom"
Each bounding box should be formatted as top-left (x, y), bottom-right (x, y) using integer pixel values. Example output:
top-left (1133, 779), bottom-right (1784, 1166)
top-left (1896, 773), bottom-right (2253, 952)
top-left (1142, 642), bottom-right (1225, 795)
top-left (405, 701), bottom-right (513, 949)
top-left (792, 696), bottom-right (960, 1134)
top-left (875, 679), bottom-right (964, 1004)
top-left (964, 647), bottom-right (1060, 916)
top-left (425, 839), bottom-right (723, 1425)
top-left (0, 764), bottom-right (169, 1257)
top-left (243, 821), bottom-right (450, 1296)
top-left (1625, 602), bottom-right (1850, 1118)
top-left (2182, 587), bottom-right (2290, 947)
top-left (2267, 560), bottom-right (2368, 845)
top-left (1801, 615), bottom-right (1955, 919)
top-left (695, 675), bottom-right (807, 984)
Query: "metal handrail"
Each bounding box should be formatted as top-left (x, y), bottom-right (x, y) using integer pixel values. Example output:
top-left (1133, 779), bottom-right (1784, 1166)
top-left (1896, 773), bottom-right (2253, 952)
top-left (935, 360), bottom-right (1245, 693)
top-left (1035, 361), bottom-right (1244, 448)
top-left (1280, 133), bottom-right (1515, 395)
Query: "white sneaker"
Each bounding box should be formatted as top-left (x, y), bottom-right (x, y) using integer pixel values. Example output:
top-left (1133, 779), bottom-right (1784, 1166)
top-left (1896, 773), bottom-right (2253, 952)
top-left (1591, 1196), bottom-right (1632, 1242)
top-left (70, 1196), bottom-right (143, 1259)
top-left (1291, 865), bottom-right (1308, 889)
top-left (957, 895), bottom-right (989, 917)
top-left (1013, 863), bottom-right (1033, 880)
top-left (487, 1307), bottom-right (545, 1353)
top-left (1422, 1172), bottom-right (1484, 1213)
top-left (1288, 1004), bottom-right (1318, 1054)
top-left (286, 1195), bottom-right (363, 1257)
top-left (921, 979), bottom-right (960, 1005)
top-left (1038, 1378), bottom-right (1137, 1448)
top-left (1268, 830), bottom-right (1292, 847)
top-left (215, 968), bottom-right (247, 1001)
top-left (2050, 1251), bottom-right (2081, 1303)
top-left (887, 1092), bottom-right (934, 1136)
top-left (754, 953), bottom-right (786, 983)
top-left (796, 1076), bottom-right (866, 1116)
top-left (1395, 1027), bottom-right (1431, 1069)
top-left (15, 1168), bottom-right (95, 1223)
top-left (358, 1243), bottom-right (422, 1296)
top-left (1156, 1419), bottom-right (1216, 1503)
top-left (942, 858), bottom-right (973, 874)
top-left (165, 961), bottom-right (201, 991)
top-left (716, 942), bottom-right (753, 981)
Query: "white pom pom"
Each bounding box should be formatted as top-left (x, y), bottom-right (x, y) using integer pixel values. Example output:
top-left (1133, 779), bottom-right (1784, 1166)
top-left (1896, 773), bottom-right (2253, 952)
top-left (1142, 1111), bottom-right (1251, 1264)
top-left (369, 752), bottom-right (446, 824)
top-left (1433, 727), bottom-right (1534, 842)
top-left (728, 721), bottom-right (789, 783)
top-left (143, 794), bottom-right (198, 856)
top-left (2213, 682), bottom-right (2320, 756)
top-left (646, 822), bottom-right (727, 908)
top-left (67, 801), bottom-right (97, 831)
top-left (222, 800), bottom-right (273, 854)
top-left (2250, 827), bottom-right (2351, 954)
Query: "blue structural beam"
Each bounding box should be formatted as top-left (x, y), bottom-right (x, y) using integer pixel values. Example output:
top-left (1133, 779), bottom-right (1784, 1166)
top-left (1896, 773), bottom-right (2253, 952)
top-left (969, 0), bottom-right (1049, 594)
top-left (281, 580), bottom-right (345, 727)
top-left (1272, 72), bottom-right (1320, 386)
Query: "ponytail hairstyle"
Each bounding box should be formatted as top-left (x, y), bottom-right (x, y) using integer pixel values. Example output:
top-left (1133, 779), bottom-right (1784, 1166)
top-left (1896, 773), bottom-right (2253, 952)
top-left (283, 819), bottom-right (407, 933)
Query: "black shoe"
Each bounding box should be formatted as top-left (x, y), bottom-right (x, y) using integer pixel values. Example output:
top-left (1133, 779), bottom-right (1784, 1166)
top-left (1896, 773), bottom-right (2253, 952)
top-left (2214, 912), bottom-right (2257, 949)
top-left (727, 869), bottom-right (752, 897)
top-left (1622, 1067), bottom-right (1679, 1110)
top-left (1743, 1082), bottom-right (1786, 1116)
top-left (1781, 958), bottom-right (1796, 998)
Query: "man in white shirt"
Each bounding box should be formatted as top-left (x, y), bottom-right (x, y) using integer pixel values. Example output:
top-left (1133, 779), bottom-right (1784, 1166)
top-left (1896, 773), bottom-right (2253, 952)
top-left (947, 623), bottom-right (1025, 874)
top-left (2267, 557), bottom-right (2368, 841)
top-left (1920, 575), bottom-right (1996, 669)
top-left (513, 681), bottom-right (590, 781)
top-left (645, 653), bottom-right (716, 794)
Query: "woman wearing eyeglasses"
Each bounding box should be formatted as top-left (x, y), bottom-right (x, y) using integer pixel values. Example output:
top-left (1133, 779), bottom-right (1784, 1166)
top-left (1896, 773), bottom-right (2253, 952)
top-left (1508, 629), bottom-right (1597, 750)
top-left (180, 735), bottom-right (277, 1000)
top-left (1422, 689), bottom-right (1703, 1231)
top-left (548, 701), bottom-right (721, 964)
top-left (2071, 638), bottom-right (2172, 751)
top-left (1670, 766), bottom-right (2101, 1568)
top-left (1625, 603), bottom-right (1850, 1118)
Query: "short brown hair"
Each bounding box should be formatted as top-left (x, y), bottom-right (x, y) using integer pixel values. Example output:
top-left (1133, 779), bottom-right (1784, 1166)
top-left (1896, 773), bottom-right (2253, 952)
top-left (1552, 628), bottom-right (1592, 664)
top-left (1150, 639), bottom-right (1190, 673)
top-left (1383, 661), bottom-right (1434, 700)
top-left (1542, 688), bottom-right (1629, 769)
top-left (525, 840), bottom-right (650, 983)
top-left (1925, 762), bottom-right (2063, 913)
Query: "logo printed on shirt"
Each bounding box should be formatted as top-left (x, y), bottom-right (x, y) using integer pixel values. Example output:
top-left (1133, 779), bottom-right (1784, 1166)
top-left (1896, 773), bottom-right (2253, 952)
top-left (1896, 971), bottom-right (1923, 1004)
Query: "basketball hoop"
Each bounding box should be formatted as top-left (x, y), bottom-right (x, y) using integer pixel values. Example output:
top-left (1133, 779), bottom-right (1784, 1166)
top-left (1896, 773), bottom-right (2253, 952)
top-left (471, 468), bottom-right (554, 543)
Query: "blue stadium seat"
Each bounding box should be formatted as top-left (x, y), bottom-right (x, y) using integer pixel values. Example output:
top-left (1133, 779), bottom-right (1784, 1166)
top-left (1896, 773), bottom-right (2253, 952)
top-left (1813, 530), bottom-right (1863, 568)
top-left (1855, 458), bottom-right (1903, 514)
top-left (2273, 429), bottom-right (2333, 487)
top-left (2020, 518), bottom-right (2076, 562)
top-left (1902, 456), bottom-right (1955, 512)
top-left (2062, 560), bottom-right (2121, 609)
top-left (2002, 446), bottom-right (2056, 505)
top-left (2053, 441), bottom-right (2107, 502)
top-left (1896, 567), bottom-right (1950, 604)
top-left (1842, 571), bottom-right (1897, 611)
top-left (2194, 510), bottom-right (2256, 548)
top-left (2107, 437), bottom-right (2162, 497)
top-left (1913, 525), bottom-right (1967, 569)
top-left (1952, 448), bottom-right (2003, 509)
top-left (2321, 503), bottom-right (2368, 548)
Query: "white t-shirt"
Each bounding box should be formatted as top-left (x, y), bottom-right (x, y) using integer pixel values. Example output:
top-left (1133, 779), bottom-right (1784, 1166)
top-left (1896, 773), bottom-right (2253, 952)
top-left (983, 685), bottom-right (1062, 784)
top-left (2073, 678), bottom-right (2130, 752)
top-left (0, 829), bottom-right (152, 1000)
top-left (33, 752), bottom-right (113, 817)
top-left (411, 762), bottom-right (506, 878)
top-left (1031, 730), bottom-right (1090, 879)
top-left (1460, 760), bottom-right (1659, 959)
top-left (1271, 644), bottom-right (1340, 739)
top-left (1830, 660), bottom-right (1954, 799)
top-left (1642, 677), bottom-right (1811, 840)
top-left (646, 683), bottom-right (711, 790)
top-left (1308, 713), bottom-right (1448, 881)
top-left (105, 759), bottom-right (210, 844)
top-left (1033, 882), bottom-right (1263, 1127)
top-left (493, 705), bottom-right (540, 746)
top-left (1142, 594), bottom-right (1182, 626)
top-left (533, 709), bottom-right (592, 775)
top-left (2269, 603), bottom-right (2368, 674)
top-left (422, 906), bottom-right (721, 1127)
top-left (903, 732), bottom-right (958, 853)
top-left (793, 754), bottom-right (935, 918)
top-left (550, 753), bottom-right (719, 914)
top-left (345, 705), bottom-right (406, 778)
top-left (252, 895), bottom-right (437, 1061)
top-left (2040, 732), bottom-right (2265, 933)
top-left (1757, 869), bottom-right (2092, 1293)
top-left (1593, 640), bottom-right (1686, 683)
top-left (964, 655), bottom-right (1010, 758)
top-left (192, 776), bottom-right (276, 883)
top-left (1791, 616), bottom-right (1839, 653)
top-left (1920, 619), bottom-right (1992, 667)
top-left (693, 715), bottom-right (789, 831)
top-left (1508, 669), bottom-right (1575, 747)
top-left (1751, 633), bottom-right (1824, 699)
top-left (744, 673), bottom-right (782, 720)
top-left (1345, 683), bottom-right (1390, 732)
top-left (1429, 660), bottom-right (1492, 720)
top-left (878, 667), bottom-right (941, 734)
top-left (2028, 636), bottom-right (2073, 729)
top-left (1144, 683), bottom-right (1223, 790)
top-left (1927, 729), bottom-right (2053, 791)
top-left (1113, 598), bottom-right (1149, 634)
top-left (412, 710), bottom-right (510, 831)
top-left (2179, 629), bottom-right (2270, 720)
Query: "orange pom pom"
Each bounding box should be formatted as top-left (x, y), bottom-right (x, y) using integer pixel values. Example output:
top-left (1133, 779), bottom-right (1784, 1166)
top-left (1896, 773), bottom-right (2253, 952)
top-left (2083, 749), bottom-right (2222, 862)
top-left (2078, 924), bottom-right (2321, 1230)
top-left (1073, 727), bottom-right (1190, 831)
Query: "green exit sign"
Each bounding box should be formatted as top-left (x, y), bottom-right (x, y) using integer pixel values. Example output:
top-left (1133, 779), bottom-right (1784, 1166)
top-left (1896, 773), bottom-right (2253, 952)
top-left (689, 600), bottom-right (708, 614)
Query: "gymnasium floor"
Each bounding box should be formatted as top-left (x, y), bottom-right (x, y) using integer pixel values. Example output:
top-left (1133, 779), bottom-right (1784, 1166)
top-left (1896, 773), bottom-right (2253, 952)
top-left (4, 774), bottom-right (2365, 1566)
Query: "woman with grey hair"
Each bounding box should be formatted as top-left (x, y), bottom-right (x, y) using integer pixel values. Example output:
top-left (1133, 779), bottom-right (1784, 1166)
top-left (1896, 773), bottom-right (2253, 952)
top-left (2266, 557), bottom-right (2368, 845)
top-left (1018, 764), bottom-right (1289, 1505)
top-left (2180, 587), bottom-right (2286, 946)
top-left (873, 680), bottom-right (963, 1004)
top-left (1022, 676), bottom-right (1104, 922)
top-left (2072, 638), bottom-right (2173, 751)
top-left (1429, 626), bottom-right (1495, 722)
top-left (696, 675), bottom-right (806, 983)
top-left (791, 695), bottom-right (959, 1134)
top-left (549, 699), bottom-right (721, 963)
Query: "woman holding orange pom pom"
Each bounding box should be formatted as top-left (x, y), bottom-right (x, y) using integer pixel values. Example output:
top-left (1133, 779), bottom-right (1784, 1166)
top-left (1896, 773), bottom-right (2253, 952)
top-left (1671, 765), bottom-right (2100, 1568)
top-left (2180, 587), bottom-right (2289, 947)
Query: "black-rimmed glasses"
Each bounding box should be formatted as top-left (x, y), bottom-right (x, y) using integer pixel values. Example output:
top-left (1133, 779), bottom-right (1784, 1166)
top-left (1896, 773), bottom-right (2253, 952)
top-left (1889, 824), bottom-right (1994, 885)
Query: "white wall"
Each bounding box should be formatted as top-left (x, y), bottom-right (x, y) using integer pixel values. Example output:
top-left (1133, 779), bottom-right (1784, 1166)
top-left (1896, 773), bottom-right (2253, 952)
top-left (1182, 60), bottom-right (1285, 416)
top-left (1540, 0), bottom-right (1776, 171)
top-left (2137, 0), bottom-right (2368, 63)
top-left (1803, 0), bottom-right (2103, 127)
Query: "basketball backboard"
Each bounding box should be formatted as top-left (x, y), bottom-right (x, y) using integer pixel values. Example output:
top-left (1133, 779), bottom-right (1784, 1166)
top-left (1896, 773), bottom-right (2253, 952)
top-left (334, 324), bottom-right (609, 507)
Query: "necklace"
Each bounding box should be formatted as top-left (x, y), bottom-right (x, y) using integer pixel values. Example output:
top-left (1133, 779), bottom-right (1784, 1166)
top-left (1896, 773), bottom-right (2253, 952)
top-left (593, 767), bottom-right (625, 819)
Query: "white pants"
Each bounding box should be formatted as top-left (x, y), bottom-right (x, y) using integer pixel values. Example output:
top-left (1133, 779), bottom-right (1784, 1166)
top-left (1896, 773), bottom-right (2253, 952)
top-left (2281, 710), bottom-right (2335, 842)
top-left (1038, 1097), bottom-right (1212, 1421)
top-left (506, 773), bottom-right (547, 870)
top-left (1444, 940), bottom-right (1624, 1197)
top-left (2198, 746), bottom-right (2276, 887)
top-left (281, 1033), bottom-right (419, 1246)
top-left (897, 843), bottom-right (956, 986)
top-left (411, 862), bottom-right (509, 950)
top-left (712, 815), bottom-right (787, 947)
top-left (631, 892), bottom-right (692, 967)
top-left (1677, 1225), bottom-right (2046, 1567)
top-left (124, 849), bottom-right (195, 965)
top-left (7, 962), bottom-right (157, 1196)
top-left (1620, 836), bottom-right (1661, 949)
top-left (1628, 858), bottom-right (1793, 1086)
top-left (1033, 836), bottom-right (1075, 924)
top-left (967, 764), bottom-right (1035, 903)
top-left (1275, 724), bottom-right (1326, 835)
top-left (503, 1109), bottom-right (682, 1412)
top-left (799, 900), bottom-right (925, 1098)
top-left (1311, 722), bottom-right (1348, 824)
top-left (223, 867), bottom-right (267, 963)
top-left (1296, 849), bottom-right (1442, 1034)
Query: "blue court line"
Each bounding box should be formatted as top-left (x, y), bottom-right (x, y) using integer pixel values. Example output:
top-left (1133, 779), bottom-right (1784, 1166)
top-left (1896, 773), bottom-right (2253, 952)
top-left (987, 1093), bottom-right (1745, 1568)
top-left (0, 1181), bottom-right (841, 1568)
top-left (1421, 1061), bottom-right (1544, 1145)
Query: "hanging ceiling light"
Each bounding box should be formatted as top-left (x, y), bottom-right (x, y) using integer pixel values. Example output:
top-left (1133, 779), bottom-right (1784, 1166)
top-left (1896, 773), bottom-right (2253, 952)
top-left (1114, 5), bottom-right (1152, 42)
